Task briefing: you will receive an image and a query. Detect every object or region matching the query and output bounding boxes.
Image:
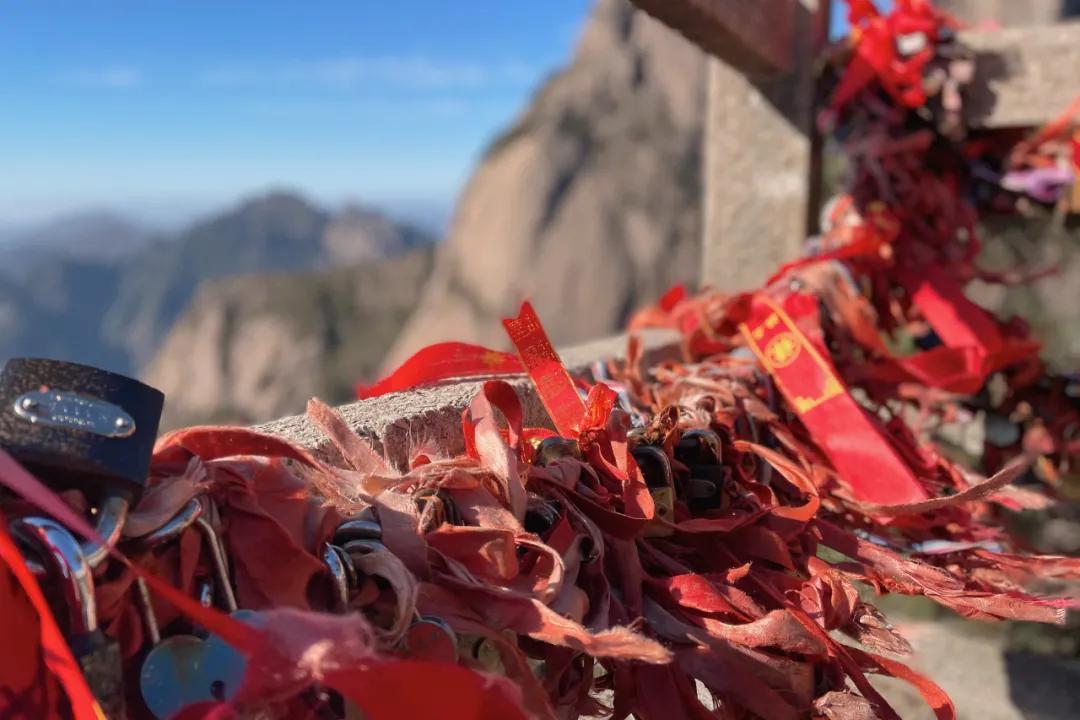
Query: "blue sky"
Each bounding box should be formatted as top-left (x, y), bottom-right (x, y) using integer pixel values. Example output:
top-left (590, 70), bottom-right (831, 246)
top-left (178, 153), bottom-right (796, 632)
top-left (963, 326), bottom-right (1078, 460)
top-left (0, 1), bottom-right (592, 230)
top-left (0, 0), bottom-right (878, 233)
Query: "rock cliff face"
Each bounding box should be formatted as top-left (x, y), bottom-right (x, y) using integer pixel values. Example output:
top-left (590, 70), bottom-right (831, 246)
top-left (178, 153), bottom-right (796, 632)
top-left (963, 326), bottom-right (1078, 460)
top-left (144, 248), bottom-right (435, 427)
top-left (384, 0), bottom-right (706, 367)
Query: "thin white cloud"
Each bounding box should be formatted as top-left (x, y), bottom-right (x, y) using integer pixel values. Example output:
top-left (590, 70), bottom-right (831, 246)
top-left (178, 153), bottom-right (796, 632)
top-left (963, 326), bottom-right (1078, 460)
top-left (200, 55), bottom-right (537, 91)
top-left (64, 66), bottom-right (144, 89)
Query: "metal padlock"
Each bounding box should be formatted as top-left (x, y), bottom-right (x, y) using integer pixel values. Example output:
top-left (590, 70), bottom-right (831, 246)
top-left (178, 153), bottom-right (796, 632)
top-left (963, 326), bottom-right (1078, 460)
top-left (631, 444), bottom-right (675, 537)
top-left (0, 358), bottom-right (164, 570)
top-left (13, 516), bottom-right (126, 719)
top-left (137, 499), bottom-right (247, 719)
top-left (130, 496), bottom-right (207, 647)
top-left (675, 429), bottom-right (727, 514)
top-left (532, 436), bottom-right (582, 466)
top-left (140, 609), bottom-right (264, 719)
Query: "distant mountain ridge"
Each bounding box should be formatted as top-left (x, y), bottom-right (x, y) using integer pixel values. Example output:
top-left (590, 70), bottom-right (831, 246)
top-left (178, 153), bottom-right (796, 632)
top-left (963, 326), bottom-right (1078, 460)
top-left (0, 210), bottom-right (154, 280)
top-left (0, 191), bottom-right (436, 377)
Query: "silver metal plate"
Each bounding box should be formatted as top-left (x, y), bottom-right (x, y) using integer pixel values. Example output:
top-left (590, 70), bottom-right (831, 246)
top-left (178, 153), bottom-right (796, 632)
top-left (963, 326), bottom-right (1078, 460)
top-left (13, 389), bottom-right (136, 438)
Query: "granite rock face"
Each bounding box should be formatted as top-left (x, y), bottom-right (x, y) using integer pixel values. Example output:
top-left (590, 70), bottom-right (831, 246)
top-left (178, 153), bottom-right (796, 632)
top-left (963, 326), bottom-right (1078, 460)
top-left (384, 0), bottom-right (707, 367)
top-left (145, 248), bottom-right (435, 428)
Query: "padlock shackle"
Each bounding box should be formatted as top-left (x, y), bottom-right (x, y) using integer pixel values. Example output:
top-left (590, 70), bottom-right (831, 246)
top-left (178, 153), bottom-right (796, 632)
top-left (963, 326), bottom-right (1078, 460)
top-left (81, 493), bottom-right (129, 568)
top-left (194, 507), bottom-right (238, 613)
top-left (12, 516), bottom-right (97, 636)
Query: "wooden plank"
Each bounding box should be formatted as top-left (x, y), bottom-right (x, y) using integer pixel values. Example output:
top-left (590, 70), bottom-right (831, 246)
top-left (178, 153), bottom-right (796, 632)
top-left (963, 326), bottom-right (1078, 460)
top-left (627, 0), bottom-right (797, 74)
top-left (962, 21), bottom-right (1080, 129)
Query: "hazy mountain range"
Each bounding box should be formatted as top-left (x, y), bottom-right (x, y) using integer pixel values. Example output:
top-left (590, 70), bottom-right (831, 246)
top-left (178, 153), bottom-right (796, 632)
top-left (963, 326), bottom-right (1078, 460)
top-left (0, 0), bottom-right (708, 426)
top-left (0, 192), bottom-right (437, 392)
top-left (6, 0), bottom-right (1078, 430)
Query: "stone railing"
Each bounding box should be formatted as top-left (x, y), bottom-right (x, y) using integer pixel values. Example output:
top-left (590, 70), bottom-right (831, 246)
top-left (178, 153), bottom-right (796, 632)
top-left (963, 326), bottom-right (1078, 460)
top-left (255, 328), bottom-right (682, 469)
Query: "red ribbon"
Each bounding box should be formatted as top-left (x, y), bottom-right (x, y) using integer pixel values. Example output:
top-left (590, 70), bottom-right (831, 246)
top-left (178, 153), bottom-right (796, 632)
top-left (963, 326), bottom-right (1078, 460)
top-left (829, 0), bottom-right (950, 114)
top-left (0, 448), bottom-right (527, 720)
top-left (740, 293), bottom-right (927, 505)
top-left (0, 506), bottom-right (103, 720)
top-left (502, 302), bottom-right (586, 438)
top-left (357, 342), bottom-right (523, 399)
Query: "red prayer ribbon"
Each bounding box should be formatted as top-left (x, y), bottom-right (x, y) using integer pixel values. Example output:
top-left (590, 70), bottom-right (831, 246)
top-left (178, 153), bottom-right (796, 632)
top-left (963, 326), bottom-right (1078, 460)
top-left (502, 301), bottom-right (586, 438)
top-left (357, 342), bottom-right (523, 399)
top-left (740, 293), bottom-right (927, 505)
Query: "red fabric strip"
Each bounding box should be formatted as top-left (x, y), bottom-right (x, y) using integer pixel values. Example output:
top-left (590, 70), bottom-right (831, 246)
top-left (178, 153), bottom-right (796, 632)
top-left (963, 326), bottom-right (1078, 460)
top-left (0, 449), bottom-right (263, 657)
top-left (357, 342), bottom-right (524, 399)
top-left (740, 293), bottom-right (927, 505)
top-left (502, 302), bottom-right (586, 438)
top-left (0, 508), bottom-right (103, 720)
top-left (900, 265), bottom-right (1001, 352)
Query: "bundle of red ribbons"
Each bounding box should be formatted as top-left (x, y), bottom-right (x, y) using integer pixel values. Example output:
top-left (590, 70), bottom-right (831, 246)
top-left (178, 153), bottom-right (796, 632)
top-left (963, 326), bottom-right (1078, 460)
top-left (5, 1), bottom-right (1080, 718)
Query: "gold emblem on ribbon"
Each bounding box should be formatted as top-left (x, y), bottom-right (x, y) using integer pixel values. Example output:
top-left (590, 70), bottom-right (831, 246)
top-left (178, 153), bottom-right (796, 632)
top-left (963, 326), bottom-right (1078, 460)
top-left (763, 332), bottom-right (800, 368)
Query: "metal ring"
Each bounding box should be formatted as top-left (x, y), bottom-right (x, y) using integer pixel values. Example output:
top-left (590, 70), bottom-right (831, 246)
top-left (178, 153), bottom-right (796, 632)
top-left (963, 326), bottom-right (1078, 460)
top-left (342, 538), bottom-right (386, 559)
top-left (194, 513), bottom-right (238, 613)
top-left (323, 544), bottom-right (350, 612)
top-left (332, 518), bottom-right (383, 544)
top-left (135, 497), bottom-right (204, 547)
top-left (330, 544), bottom-right (358, 592)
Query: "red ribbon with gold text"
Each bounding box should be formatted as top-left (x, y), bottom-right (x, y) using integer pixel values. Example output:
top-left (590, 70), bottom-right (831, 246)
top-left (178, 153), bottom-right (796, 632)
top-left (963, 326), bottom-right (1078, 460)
top-left (502, 302), bottom-right (586, 438)
top-left (740, 292), bottom-right (928, 505)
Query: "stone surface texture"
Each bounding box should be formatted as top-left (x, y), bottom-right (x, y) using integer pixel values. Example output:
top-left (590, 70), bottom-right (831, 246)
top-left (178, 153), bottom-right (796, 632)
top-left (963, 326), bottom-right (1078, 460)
top-left (256, 328), bottom-right (681, 469)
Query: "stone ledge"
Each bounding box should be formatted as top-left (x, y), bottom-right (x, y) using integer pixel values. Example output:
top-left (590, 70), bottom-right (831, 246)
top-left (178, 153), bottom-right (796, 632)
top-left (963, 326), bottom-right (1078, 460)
top-left (961, 21), bottom-right (1080, 129)
top-left (255, 328), bottom-right (682, 469)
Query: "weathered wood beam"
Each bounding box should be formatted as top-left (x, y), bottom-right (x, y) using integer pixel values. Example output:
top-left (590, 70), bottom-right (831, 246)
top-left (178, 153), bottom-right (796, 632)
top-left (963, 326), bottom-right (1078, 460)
top-left (962, 21), bottom-right (1080, 129)
top-left (627, 0), bottom-right (797, 74)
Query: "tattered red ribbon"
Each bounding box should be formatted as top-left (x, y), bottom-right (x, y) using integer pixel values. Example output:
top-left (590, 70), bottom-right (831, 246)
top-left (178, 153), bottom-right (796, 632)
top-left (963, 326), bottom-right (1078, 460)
top-left (0, 448), bottom-right (528, 720)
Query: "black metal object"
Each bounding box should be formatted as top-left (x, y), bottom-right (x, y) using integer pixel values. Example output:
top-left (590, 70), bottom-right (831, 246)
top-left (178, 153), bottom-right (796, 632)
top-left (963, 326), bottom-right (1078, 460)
top-left (0, 357), bottom-right (164, 501)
